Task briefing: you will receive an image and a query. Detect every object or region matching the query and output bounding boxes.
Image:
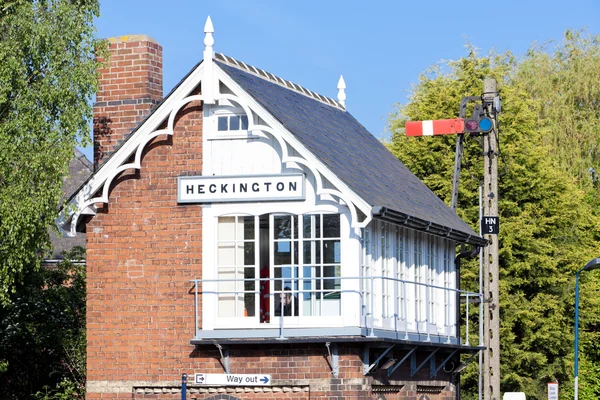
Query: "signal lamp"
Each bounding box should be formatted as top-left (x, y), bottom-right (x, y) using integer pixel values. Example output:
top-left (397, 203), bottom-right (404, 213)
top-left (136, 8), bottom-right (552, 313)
top-left (464, 116), bottom-right (493, 133)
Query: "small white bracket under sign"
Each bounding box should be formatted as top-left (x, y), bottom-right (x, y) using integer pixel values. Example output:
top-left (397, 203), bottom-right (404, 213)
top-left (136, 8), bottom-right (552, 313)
top-left (194, 373), bottom-right (271, 386)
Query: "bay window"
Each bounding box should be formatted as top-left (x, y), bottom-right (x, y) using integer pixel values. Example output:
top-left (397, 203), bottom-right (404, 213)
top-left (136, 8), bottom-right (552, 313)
top-left (215, 212), bottom-right (341, 324)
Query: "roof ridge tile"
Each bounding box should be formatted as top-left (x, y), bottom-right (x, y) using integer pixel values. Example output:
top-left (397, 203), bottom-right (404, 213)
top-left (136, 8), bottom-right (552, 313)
top-left (216, 53), bottom-right (344, 110)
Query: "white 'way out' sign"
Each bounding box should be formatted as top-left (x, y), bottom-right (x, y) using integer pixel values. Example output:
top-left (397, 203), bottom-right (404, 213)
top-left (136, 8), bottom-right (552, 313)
top-left (194, 373), bottom-right (271, 386)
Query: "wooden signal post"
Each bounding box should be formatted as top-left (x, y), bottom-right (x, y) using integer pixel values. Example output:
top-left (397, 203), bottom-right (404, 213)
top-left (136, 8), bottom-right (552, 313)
top-left (482, 78), bottom-right (500, 400)
top-left (405, 78), bottom-right (501, 400)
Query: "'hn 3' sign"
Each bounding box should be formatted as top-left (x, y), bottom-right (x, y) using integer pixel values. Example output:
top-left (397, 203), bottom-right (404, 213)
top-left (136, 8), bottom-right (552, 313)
top-left (482, 216), bottom-right (499, 234)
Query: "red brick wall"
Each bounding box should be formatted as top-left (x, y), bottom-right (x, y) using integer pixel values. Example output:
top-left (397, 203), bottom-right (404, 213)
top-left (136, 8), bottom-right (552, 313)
top-left (93, 35), bottom-right (163, 170)
top-left (86, 93), bottom-right (204, 396)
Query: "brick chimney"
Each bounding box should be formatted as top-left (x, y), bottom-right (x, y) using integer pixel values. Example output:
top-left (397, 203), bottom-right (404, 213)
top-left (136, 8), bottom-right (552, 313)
top-left (93, 35), bottom-right (163, 170)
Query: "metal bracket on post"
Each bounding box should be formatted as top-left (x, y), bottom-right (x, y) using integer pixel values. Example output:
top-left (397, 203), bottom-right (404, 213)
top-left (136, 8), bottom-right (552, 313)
top-left (451, 95), bottom-right (481, 211)
top-left (364, 345), bottom-right (395, 375)
top-left (387, 347), bottom-right (417, 377)
top-left (215, 344), bottom-right (230, 374)
top-left (325, 342), bottom-right (339, 378)
top-left (410, 348), bottom-right (438, 377)
top-left (430, 349), bottom-right (459, 378)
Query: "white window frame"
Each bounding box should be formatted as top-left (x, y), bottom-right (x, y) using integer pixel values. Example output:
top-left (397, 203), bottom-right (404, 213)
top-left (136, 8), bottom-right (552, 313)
top-left (206, 105), bottom-right (254, 140)
top-left (215, 215), bottom-right (259, 320)
top-left (202, 202), bottom-right (349, 331)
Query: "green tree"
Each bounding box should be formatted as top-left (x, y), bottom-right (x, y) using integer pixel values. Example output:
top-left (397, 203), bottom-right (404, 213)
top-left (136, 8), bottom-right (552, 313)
top-left (517, 30), bottom-right (600, 192)
top-left (388, 45), bottom-right (600, 400)
top-left (0, 247), bottom-right (86, 399)
top-left (0, 0), bottom-right (102, 303)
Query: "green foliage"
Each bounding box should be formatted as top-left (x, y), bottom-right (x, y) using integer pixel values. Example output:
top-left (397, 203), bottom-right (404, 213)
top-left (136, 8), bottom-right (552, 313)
top-left (0, 247), bottom-right (86, 400)
top-left (388, 39), bottom-right (600, 400)
top-left (518, 30), bottom-right (600, 190)
top-left (0, 0), bottom-right (102, 303)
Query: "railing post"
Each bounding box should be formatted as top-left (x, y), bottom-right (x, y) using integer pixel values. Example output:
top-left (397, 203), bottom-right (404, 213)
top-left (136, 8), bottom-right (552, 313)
top-left (465, 293), bottom-right (470, 346)
top-left (278, 278), bottom-right (286, 340)
top-left (445, 287), bottom-right (451, 344)
top-left (369, 275), bottom-right (375, 337)
top-left (181, 373), bottom-right (187, 400)
top-left (425, 282), bottom-right (431, 342)
top-left (194, 281), bottom-right (199, 337)
top-left (403, 280), bottom-right (409, 340)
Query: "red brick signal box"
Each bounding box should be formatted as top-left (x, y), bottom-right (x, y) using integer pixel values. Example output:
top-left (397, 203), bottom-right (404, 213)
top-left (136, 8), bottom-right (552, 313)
top-left (61, 20), bottom-right (485, 400)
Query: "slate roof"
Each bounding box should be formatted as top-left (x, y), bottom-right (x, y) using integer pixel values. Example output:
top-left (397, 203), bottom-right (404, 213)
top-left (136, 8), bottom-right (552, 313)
top-left (216, 58), bottom-right (484, 245)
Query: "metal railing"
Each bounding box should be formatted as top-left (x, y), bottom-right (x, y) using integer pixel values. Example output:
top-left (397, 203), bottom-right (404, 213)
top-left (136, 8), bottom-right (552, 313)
top-left (191, 275), bottom-right (482, 346)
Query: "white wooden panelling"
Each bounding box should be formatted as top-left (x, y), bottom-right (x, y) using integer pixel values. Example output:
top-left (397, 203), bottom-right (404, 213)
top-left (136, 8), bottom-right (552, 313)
top-left (361, 220), bottom-right (457, 338)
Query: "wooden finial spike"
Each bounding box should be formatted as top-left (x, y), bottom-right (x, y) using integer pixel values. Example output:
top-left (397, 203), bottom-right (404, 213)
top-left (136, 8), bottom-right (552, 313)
top-left (337, 75), bottom-right (346, 107)
top-left (203, 16), bottom-right (215, 104)
top-left (204, 16), bottom-right (214, 49)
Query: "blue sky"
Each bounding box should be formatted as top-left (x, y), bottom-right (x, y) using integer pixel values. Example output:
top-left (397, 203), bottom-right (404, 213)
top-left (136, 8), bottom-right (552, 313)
top-left (85, 0), bottom-right (600, 160)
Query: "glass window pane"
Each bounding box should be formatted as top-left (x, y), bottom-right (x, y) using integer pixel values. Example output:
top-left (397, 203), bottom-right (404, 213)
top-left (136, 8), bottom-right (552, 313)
top-left (303, 214), bottom-right (321, 239)
top-left (323, 265), bottom-right (341, 301)
top-left (243, 216), bottom-right (255, 240)
top-left (275, 287), bottom-right (298, 317)
top-left (315, 266), bottom-right (322, 299)
top-left (244, 242), bottom-right (255, 265)
top-left (324, 265), bottom-right (341, 286)
top-left (218, 217), bottom-right (235, 240)
top-left (244, 267), bottom-right (256, 289)
top-left (315, 215), bottom-right (321, 238)
top-left (323, 240), bottom-right (340, 263)
top-left (218, 268), bottom-right (236, 317)
top-left (293, 241), bottom-right (298, 265)
top-left (218, 242), bottom-right (235, 266)
top-left (230, 115), bottom-right (240, 130)
top-left (244, 293), bottom-right (255, 317)
top-left (275, 241), bottom-right (291, 265)
top-left (218, 116), bottom-right (228, 131)
top-left (303, 215), bottom-right (311, 238)
top-left (241, 115), bottom-right (249, 130)
top-left (302, 266), bottom-right (314, 316)
top-left (244, 267), bottom-right (256, 317)
top-left (274, 267), bottom-right (283, 291)
top-left (274, 215), bottom-right (292, 239)
top-left (292, 215), bottom-right (298, 238)
top-left (303, 241), bottom-right (321, 264)
top-left (275, 266), bottom-right (294, 290)
top-left (218, 296), bottom-right (235, 317)
top-left (218, 268), bottom-right (236, 291)
top-left (323, 214), bottom-right (340, 238)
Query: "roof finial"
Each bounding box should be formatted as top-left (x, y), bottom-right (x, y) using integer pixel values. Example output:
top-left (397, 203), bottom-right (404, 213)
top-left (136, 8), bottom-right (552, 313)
top-left (203, 16), bottom-right (215, 104)
top-left (337, 75), bottom-right (346, 108)
top-left (204, 16), bottom-right (214, 54)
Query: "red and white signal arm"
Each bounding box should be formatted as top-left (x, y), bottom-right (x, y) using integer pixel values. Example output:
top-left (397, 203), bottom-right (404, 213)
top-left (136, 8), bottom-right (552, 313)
top-left (547, 381), bottom-right (558, 400)
top-left (405, 119), bottom-right (465, 136)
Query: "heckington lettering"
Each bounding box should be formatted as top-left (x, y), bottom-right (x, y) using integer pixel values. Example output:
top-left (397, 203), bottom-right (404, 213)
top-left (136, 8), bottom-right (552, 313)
top-left (185, 181), bottom-right (299, 196)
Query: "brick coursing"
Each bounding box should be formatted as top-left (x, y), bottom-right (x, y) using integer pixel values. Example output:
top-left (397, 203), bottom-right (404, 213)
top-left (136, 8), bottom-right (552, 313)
top-left (93, 36), bottom-right (163, 170)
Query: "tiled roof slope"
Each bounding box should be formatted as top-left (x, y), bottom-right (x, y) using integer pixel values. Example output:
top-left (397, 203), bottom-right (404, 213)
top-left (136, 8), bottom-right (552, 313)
top-left (217, 60), bottom-right (482, 243)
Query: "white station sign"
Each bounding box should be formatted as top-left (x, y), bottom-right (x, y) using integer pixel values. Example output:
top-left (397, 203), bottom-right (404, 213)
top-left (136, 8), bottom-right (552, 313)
top-left (178, 174), bottom-right (305, 203)
top-left (194, 373), bottom-right (271, 386)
